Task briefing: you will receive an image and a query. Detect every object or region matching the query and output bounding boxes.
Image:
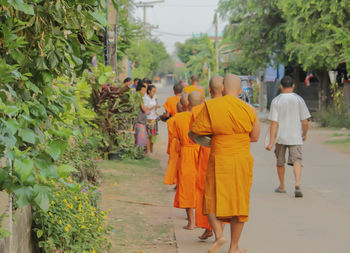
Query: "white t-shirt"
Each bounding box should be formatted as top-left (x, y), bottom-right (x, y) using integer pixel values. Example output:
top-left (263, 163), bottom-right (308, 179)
top-left (143, 95), bottom-right (158, 120)
top-left (269, 93), bottom-right (311, 145)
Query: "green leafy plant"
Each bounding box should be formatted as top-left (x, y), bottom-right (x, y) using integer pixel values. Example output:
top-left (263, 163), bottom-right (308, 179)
top-left (33, 178), bottom-right (111, 252)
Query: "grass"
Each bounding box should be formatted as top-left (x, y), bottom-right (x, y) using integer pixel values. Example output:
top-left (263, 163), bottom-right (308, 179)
top-left (99, 157), bottom-right (176, 253)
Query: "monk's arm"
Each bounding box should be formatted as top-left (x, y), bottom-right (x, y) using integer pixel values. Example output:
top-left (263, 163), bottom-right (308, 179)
top-left (250, 117), bottom-right (260, 142)
top-left (266, 121), bottom-right (278, 150)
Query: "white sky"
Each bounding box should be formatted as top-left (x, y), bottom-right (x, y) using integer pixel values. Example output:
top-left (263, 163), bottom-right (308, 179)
top-left (133, 0), bottom-right (227, 54)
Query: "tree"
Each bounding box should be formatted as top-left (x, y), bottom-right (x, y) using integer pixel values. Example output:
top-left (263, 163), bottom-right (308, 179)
top-left (175, 35), bottom-right (215, 80)
top-left (218, 0), bottom-right (286, 71)
top-left (128, 39), bottom-right (170, 78)
top-left (280, 0), bottom-right (350, 104)
top-left (0, 0), bottom-right (108, 210)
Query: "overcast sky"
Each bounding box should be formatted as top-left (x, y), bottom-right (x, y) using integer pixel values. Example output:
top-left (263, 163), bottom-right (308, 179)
top-left (133, 0), bottom-right (227, 54)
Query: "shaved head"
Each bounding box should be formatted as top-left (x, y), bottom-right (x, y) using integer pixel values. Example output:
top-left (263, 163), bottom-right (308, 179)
top-left (209, 76), bottom-right (224, 97)
top-left (223, 74), bottom-right (242, 96)
top-left (176, 102), bottom-right (183, 112)
top-left (188, 91), bottom-right (203, 107)
top-left (180, 92), bottom-right (189, 110)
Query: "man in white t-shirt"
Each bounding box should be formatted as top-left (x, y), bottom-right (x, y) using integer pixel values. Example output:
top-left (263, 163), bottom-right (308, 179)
top-left (266, 75), bottom-right (311, 198)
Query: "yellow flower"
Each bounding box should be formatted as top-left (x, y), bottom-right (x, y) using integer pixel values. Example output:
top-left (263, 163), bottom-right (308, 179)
top-left (74, 196), bottom-right (78, 201)
top-left (63, 199), bottom-right (67, 204)
top-left (49, 212), bottom-right (53, 217)
top-left (59, 220), bottom-right (62, 224)
top-left (91, 212), bottom-right (95, 217)
top-left (81, 225), bottom-right (86, 229)
top-left (69, 204), bottom-right (73, 209)
top-left (51, 201), bottom-right (55, 205)
top-left (105, 221), bottom-right (108, 225)
top-left (92, 250), bottom-right (96, 253)
top-left (65, 226), bottom-right (69, 232)
top-left (67, 176), bottom-right (73, 183)
top-left (83, 251), bottom-right (86, 253)
top-left (108, 209), bottom-right (112, 212)
top-left (55, 193), bottom-right (60, 197)
top-left (101, 211), bottom-right (105, 215)
top-left (82, 217), bottom-right (85, 222)
top-left (67, 224), bottom-right (71, 228)
top-left (50, 179), bottom-right (55, 185)
top-left (104, 215), bottom-right (108, 219)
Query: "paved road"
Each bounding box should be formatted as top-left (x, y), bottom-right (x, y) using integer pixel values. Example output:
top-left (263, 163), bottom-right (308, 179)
top-left (155, 86), bottom-right (350, 253)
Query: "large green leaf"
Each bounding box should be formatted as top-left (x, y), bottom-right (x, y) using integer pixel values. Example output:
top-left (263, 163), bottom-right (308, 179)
top-left (33, 185), bottom-right (51, 211)
top-left (19, 128), bottom-right (36, 144)
top-left (89, 10), bottom-right (108, 27)
top-left (46, 140), bottom-right (68, 161)
top-left (14, 158), bottom-right (34, 182)
top-left (13, 186), bottom-right (33, 208)
top-left (4, 105), bottom-right (19, 116)
top-left (9, 0), bottom-right (35, 15)
top-left (34, 156), bottom-right (57, 178)
top-left (5, 118), bottom-right (19, 135)
top-left (56, 164), bottom-right (77, 178)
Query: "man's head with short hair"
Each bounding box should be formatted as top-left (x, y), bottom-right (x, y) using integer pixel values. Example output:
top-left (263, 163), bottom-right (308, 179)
top-left (136, 82), bottom-right (146, 91)
top-left (123, 77), bottom-right (132, 87)
top-left (281, 75), bottom-right (294, 88)
top-left (223, 74), bottom-right (242, 96)
top-left (191, 74), bottom-right (200, 85)
top-left (209, 76), bottom-right (224, 98)
top-left (173, 83), bottom-right (184, 95)
top-left (188, 91), bottom-right (203, 110)
top-left (134, 78), bottom-right (141, 85)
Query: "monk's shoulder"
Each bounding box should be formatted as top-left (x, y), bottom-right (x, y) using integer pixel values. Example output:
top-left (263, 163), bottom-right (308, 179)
top-left (205, 96), bottom-right (226, 108)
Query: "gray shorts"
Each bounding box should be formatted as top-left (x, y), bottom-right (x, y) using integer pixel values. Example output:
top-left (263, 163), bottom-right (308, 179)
top-left (274, 144), bottom-right (302, 166)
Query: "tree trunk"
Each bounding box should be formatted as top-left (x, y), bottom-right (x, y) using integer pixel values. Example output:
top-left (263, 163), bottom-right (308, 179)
top-left (316, 70), bottom-right (330, 109)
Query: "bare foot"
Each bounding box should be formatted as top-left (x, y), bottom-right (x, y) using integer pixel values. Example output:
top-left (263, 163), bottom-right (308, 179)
top-left (207, 237), bottom-right (227, 253)
top-left (183, 225), bottom-right (194, 230)
top-left (198, 229), bottom-right (213, 240)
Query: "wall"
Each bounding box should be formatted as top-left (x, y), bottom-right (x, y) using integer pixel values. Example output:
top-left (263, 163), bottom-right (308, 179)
top-left (0, 191), bottom-right (35, 253)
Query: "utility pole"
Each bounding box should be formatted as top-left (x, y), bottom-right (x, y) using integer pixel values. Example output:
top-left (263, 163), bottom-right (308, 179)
top-left (107, 0), bottom-right (118, 74)
top-left (136, 1), bottom-right (165, 37)
top-left (215, 13), bottom-right (219, 74)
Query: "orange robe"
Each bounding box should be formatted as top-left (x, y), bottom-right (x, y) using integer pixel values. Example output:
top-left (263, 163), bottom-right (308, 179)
top-left (173, 111), bottom-right (200, 208)
top-left (184, 85), bottom-right (205, 99)
top-left (191, 95), bottom-right (256, 222)
top-left (164, 117), bottom-right (179, 185)
top-left (192, 104), bottom-right (211, 230)
top-left (163, 95), bottom-right (180, 117)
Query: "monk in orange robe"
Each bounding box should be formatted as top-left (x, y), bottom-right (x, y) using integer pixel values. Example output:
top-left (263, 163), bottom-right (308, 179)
top-left (163, 82), bottom-right (183, 118)
top-left (190, 74), bottom-right (260, 253)
top-left (184, 74), bottom-right (206, 99)
top-left (173, 91), bottom-right (202, 230)
top-left (163, 103), bottom-right (184, 185)
top-left (194, 76), bottom-right (224, 241)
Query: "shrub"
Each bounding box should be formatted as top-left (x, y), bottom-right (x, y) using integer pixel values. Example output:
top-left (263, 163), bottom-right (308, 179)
top-left (313, 106), bottom-right (350, 129)
top-left (57, 128), bottom-right (104, 182)
top-left (32, 178), bottom-right (111, 253)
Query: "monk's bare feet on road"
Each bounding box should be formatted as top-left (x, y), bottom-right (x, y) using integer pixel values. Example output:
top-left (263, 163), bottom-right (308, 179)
top-left (199, 229), bottom-right (213, 240)
top-left (183, 225), bottom-right (194, 230)
top-left (207, 237), bottom-right (227, 253)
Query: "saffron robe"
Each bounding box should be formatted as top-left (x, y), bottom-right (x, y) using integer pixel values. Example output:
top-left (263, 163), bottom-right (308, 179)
top-left (173, 111), bottom-right (200, 208)
top-left (163, 95), bottom-right (180, 117)
top-left (191, 95), bottom-right (256, 222)
top-left (184, 85), bottom-right (205, 99)
top-left (164, 117), bottom-right (179, 185)
top-left (192, 104), bottom-right (211, 230)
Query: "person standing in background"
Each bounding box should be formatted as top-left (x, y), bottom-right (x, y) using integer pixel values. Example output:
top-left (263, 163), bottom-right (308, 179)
top-left (266, 75), bottom-right (311, 198)
top-left (134, 82), bottom-right (147, 148)
top-left (143, 85), bottom-right (160, 154)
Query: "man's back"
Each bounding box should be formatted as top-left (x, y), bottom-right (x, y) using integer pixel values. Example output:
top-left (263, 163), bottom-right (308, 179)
top-left (269, 93), bottom-right (310, 145)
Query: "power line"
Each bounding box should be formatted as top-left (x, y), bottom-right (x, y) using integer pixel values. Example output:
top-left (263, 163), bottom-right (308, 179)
top-left (153, 31), bottom-right (195, 37)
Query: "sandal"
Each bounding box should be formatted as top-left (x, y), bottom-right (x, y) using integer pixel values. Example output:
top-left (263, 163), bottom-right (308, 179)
top-left (274, 187), bottom-right (287, 193)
